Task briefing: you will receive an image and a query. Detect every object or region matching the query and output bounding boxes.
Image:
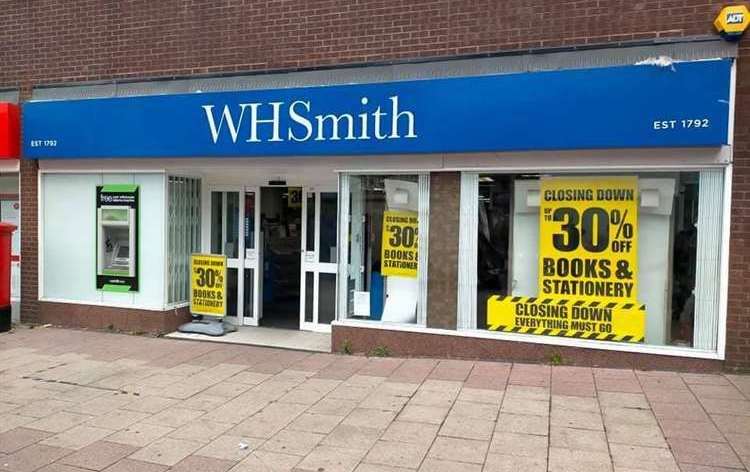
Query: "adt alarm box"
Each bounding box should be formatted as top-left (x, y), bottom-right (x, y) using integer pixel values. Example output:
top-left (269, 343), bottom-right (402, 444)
top-left (96, 185), bottom-right (138, 292)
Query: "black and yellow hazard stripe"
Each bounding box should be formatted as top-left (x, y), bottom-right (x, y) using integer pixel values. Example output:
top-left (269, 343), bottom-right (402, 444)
top-left (487, 295), bottom-right (645, 343)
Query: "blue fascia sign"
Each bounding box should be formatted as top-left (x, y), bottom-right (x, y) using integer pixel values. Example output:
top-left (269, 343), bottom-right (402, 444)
top-left (23, 59), bottom-right (731, 159)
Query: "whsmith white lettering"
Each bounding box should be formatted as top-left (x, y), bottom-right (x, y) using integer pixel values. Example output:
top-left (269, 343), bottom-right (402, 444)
top-left (202, 96), bottom-right (417, 144)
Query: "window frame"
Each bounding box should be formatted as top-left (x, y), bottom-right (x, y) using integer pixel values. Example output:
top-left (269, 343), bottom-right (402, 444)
top-left (336, 172), bottom-right (430, 327)
top-left (456, 165), bottom-right (732, 360)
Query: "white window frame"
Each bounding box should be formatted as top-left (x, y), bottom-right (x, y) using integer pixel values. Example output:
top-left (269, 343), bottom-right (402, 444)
top-left (336, 172), bottom-right (430, 328)
top-left (300, 186), bottom-right (339, 333)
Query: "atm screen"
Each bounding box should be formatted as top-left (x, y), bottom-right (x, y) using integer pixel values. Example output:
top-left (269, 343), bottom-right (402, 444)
top-left (117, 245), bottom-right (129, 258)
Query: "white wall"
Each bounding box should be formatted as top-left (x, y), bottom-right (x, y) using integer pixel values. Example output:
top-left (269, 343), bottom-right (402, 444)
top-left (42, 172), bottom-right (166, 309)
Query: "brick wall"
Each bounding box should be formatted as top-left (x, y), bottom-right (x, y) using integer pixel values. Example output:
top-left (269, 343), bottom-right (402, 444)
top-left (0, 1), bottom-right (730, 88)
top-left (726, 38), bottom-right (750, 369)
top-left (427, 172), bottom-right (460, 330)
top-left (19, 142), bottom-right (38, 325)
top-left (332, 324), bottom-right (723, 371)
top-left (38, 302), bottom-right (191, 335)
top-left (3, 1), bottom-right (750, 366)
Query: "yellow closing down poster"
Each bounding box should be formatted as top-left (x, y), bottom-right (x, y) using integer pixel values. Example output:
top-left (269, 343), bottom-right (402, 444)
top-left (539, 176), bottom-right (639, 303)
top-left (381, 210), bottom-right (418, 278)
top-left (487, 176), bottom-right (645, 343)
top-left (487, 296), bottom-right (645, 343)
top-left (190, 253), bottom-right (227, 317)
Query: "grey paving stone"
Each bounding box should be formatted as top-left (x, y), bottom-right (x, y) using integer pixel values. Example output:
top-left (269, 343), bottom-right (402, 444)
top-left (0, 329), bottom-right (733, 472)
top-left (0, 427), bottom-right (52, 454)
top-left (0, 444), bottom-right (74, 472)
top-left (60, 440), bottom-right (138, 470)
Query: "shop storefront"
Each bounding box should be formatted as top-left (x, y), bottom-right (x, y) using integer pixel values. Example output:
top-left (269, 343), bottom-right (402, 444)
top-left (22, 42), bottom-right (736, 366)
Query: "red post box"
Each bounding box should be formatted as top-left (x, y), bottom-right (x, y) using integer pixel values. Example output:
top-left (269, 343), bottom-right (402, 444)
top-left (0, 222), bottom-right (17, 332)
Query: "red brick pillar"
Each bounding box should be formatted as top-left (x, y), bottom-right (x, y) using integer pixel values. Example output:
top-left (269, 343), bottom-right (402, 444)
top-left (427, 172), bottom-right (460, 330)
top-left (19, 158), bottom-right (38, 324)
top-left (725, 43), bottom-right (750, 369)
top-left (19, 86), bottom-right (39, 324)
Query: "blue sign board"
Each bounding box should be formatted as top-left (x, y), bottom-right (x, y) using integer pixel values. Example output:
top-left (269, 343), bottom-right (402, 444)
top-left (23, 59), bottom-right (731, 159)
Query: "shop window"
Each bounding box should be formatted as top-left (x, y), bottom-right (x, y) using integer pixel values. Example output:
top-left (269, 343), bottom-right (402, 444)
top-left (339, 174), bottom-right (429, 325)
top-left (460, 170), bottom-right (724, 351)
top-left (319, 192), bottom-right (338, 263)
top-left (167, 176), bottom-right (201, 304)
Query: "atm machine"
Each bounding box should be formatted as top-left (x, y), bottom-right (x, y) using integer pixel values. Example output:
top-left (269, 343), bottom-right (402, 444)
top-left (96, 185), bottom-right (139, 292)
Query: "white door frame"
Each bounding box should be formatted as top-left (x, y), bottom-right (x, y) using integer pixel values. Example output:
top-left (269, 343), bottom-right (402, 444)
top-left (300, 186), bottom-right (338, 333)
top-left (206, 186), bottom-right (262, 327)
top-left (243, 186), bottom-right (262, 326)
top-left (208, 184), bottom-right (335, 332)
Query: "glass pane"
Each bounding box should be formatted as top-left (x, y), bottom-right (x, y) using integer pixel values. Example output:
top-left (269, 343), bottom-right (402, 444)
top-left (476, 175), bottom-right (512, 329)
top-left (318, 273), bottom-right (336, 324)
top-left (319, 192), bottom-right (338, 263)
top-left (225, 192), bottom-right (239, 258)
top-left (306, 192), bottom-right (315, 252)
top-left (305, 272), bottom-right (314, 323)
top-left (346, 175), bottom-right (419, 323)
top-left (243, 268), bottom-right (254, 320)
top-left (101, 208), bottom-right (129, 222)
top-left (227, 267), bottom-right (238, 317)
top-left (210, 192), bottom-right (222, 255)
top-left (245, 192), bottom-right (255, 251)
top-left (473, 171), bottom-right (719, 349)
top-left (102, 225), bottom-right (131, 274)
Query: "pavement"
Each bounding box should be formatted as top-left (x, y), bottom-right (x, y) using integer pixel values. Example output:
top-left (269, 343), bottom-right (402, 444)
top-left (1, 328), bottom-right (749, 472)
top-left (165, 326), bottom-right (330, 353)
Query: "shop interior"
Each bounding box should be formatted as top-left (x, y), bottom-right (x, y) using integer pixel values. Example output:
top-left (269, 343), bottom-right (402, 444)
top-left (259, 187), bottom-right (302, 329)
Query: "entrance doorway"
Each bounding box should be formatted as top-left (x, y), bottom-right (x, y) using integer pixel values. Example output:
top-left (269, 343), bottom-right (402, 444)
top-left (207, 185), bottom-right (338, 332)
top-left (260, 187), bottom-right (301, 329)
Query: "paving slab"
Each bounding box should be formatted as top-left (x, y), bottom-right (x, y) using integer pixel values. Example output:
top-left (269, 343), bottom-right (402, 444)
top-left (5, 328), bottom-right (750, 472)
top-left (323, 424), bottom-right (383, 451)
top-left (0, 444), bottom-right (74, 472)
top-left (364, 440), bottom-right (430, 469)
top-left (0, 427), bottom-right (53, 454)
top-left (127, 437), bottom-right (203, 466)
top-left (428, 436), bottom-right (489, 464)
top-left (59, 441), bottom-right (137, 470)
top-left (550, 426), bottom-right (609, 452)
top-left (168, 455), bottom-right (236, 472)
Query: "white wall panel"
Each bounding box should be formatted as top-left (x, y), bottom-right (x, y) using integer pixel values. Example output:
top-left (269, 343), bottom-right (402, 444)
top-left (42, 172), bottom-right (166, 309)
top-left (43, 174), bottom-right (101, 302)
